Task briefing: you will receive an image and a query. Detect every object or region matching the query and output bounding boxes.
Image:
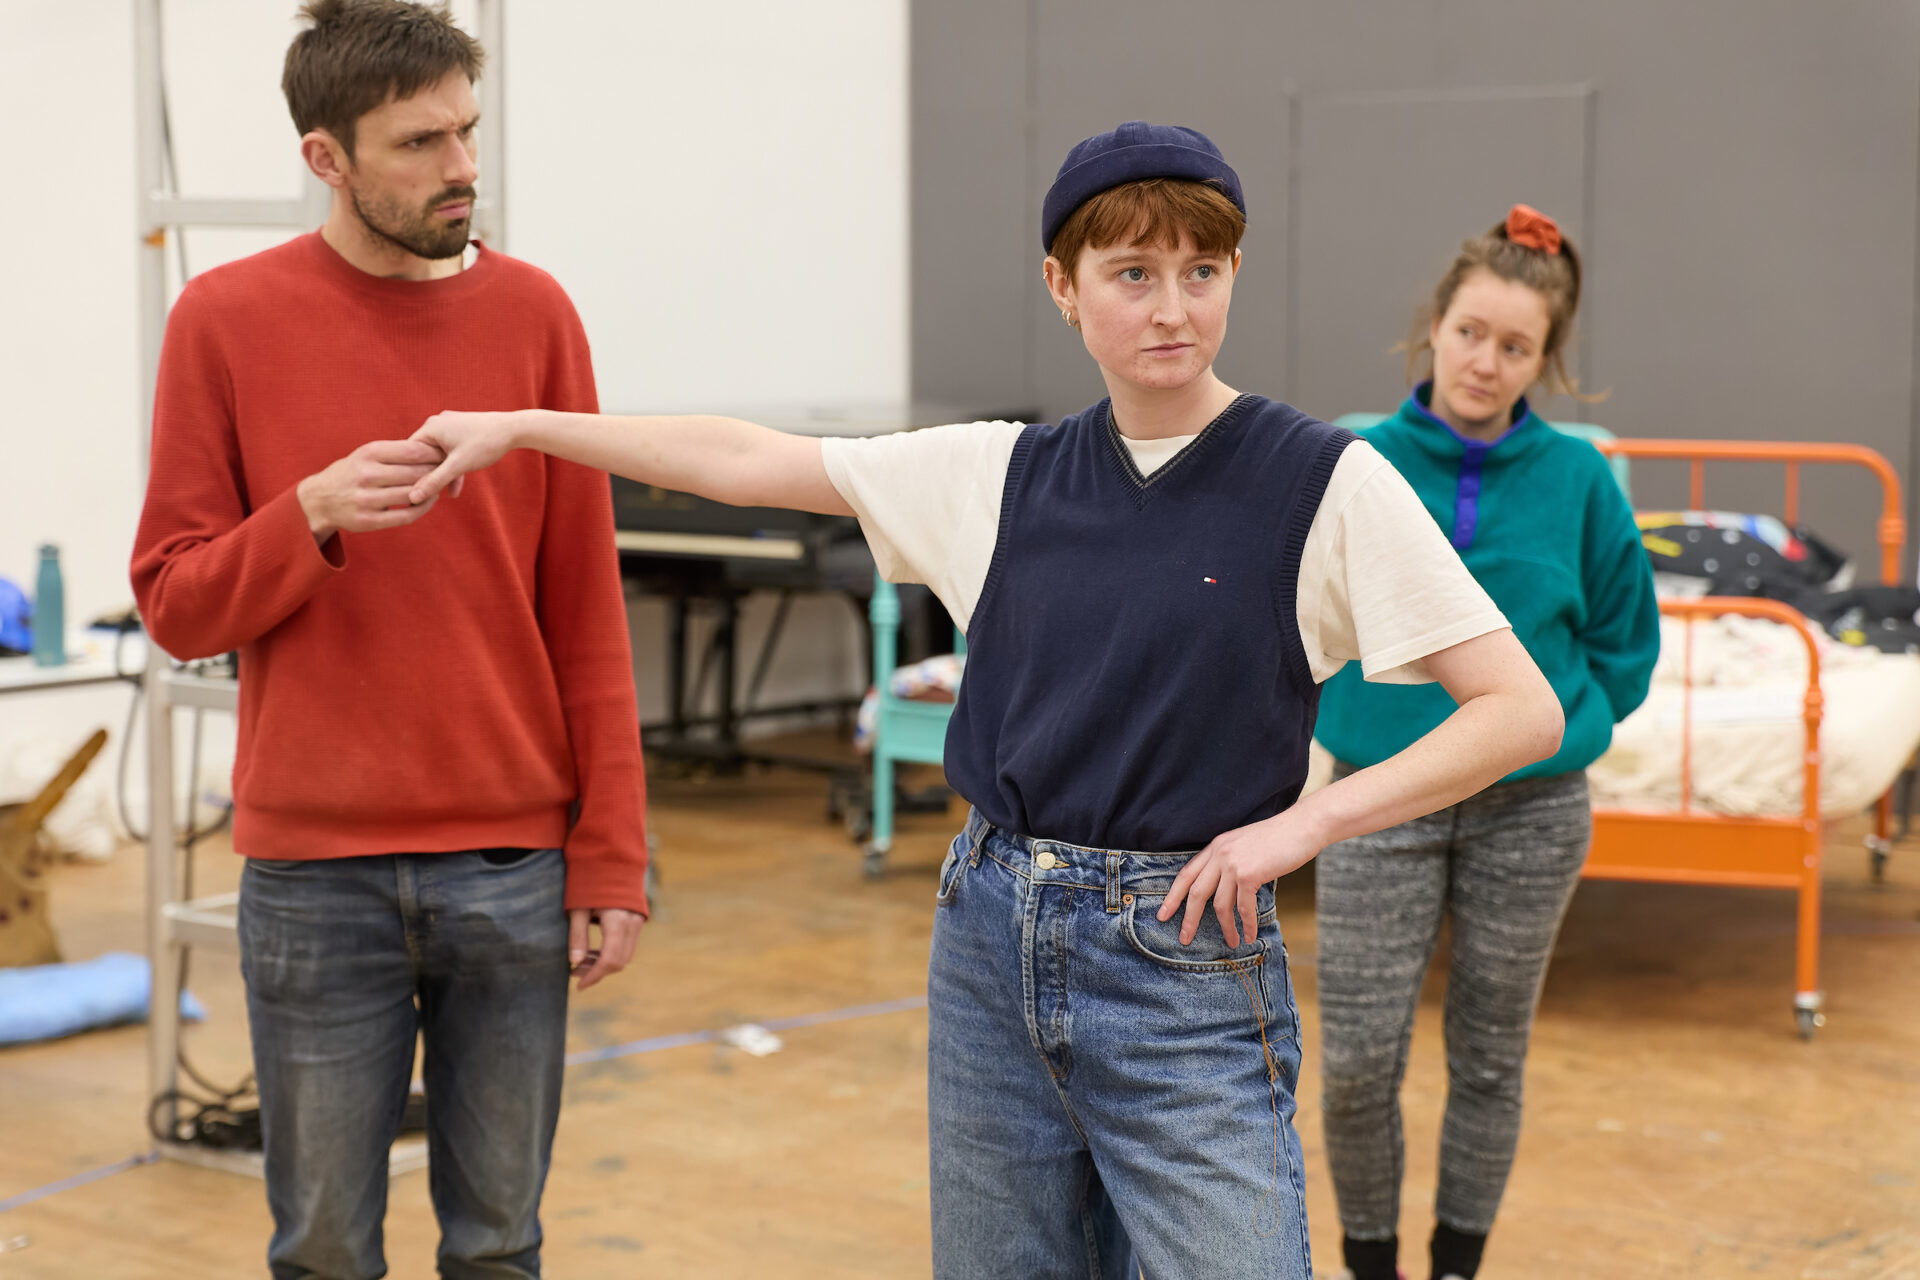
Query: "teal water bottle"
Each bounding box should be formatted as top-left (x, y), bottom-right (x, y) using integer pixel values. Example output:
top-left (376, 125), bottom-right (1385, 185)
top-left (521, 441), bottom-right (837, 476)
top-left (31, 543), bottom-right (65, 667)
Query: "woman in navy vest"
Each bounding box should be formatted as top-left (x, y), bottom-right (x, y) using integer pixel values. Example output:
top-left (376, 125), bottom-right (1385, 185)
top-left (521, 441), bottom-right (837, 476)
top-left (407, 125), bottom-right (1566, 1280)
top-left (1313, 209), bottom-right (1659, 1280)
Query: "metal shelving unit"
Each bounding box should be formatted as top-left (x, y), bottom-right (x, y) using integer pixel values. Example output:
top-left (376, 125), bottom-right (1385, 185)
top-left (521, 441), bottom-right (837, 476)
top-left (135, 0), bottom-right (506, 1176)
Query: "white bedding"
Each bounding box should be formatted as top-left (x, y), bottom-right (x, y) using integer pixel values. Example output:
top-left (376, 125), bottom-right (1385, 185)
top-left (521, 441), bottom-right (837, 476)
top-left (1305, 615), bottom-right (1920, 819)
top-left (1588, 615), bottom-right (1920, 817)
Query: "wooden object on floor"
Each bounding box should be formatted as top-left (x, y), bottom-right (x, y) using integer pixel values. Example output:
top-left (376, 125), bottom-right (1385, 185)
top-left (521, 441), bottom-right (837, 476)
top-left (0, 727), bottom-right (106, 968)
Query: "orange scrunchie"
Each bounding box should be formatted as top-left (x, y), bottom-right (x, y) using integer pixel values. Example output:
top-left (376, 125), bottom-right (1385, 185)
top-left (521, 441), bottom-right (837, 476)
top-left (1506, 204), bottom-right (1562, 254)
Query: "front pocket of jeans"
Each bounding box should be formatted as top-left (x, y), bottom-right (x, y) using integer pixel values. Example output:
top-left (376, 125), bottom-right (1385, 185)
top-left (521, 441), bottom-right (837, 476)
top-left (479, 846), bottom-right (558, 869)
top-left (1120, 895), bottom-right (1270, 973)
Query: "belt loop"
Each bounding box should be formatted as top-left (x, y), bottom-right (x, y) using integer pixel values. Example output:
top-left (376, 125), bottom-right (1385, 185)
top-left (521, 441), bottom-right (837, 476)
top-left (1106, 853), bottom-right (1123, 913)
top-left (968, 816), bottom-right (987, 867)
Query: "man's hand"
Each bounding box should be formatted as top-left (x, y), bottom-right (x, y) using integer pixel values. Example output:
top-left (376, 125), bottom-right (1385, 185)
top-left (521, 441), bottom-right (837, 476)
top-left (568, 907), bottom-right (644, 991)
top-left (1156, 810), bottom-right (1326, 949)
top-left (408, 410), bottom-right (524, 505)
top-left (295, 438), bottom-right (460, 543)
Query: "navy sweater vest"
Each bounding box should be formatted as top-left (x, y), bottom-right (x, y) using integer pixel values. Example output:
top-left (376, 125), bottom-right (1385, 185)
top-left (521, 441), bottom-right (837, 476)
top-left (944, 394), bottom-right (1355, 851)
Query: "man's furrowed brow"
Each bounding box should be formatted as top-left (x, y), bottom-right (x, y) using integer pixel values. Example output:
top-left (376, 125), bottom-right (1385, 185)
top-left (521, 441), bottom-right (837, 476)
top-left (398, 112), bottom-right (481, 144)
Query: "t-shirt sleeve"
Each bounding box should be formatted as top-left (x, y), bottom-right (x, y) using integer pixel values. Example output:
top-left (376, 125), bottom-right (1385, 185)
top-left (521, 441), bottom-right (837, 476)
top-left (820, 421), bottom-right (1025, 629)
top-left (1299, 441), bottom-right (1510, 684)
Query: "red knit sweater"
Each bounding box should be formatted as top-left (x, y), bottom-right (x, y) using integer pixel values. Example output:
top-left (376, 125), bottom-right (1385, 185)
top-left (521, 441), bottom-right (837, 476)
top-left (131, 232), bottom-right (648, 915)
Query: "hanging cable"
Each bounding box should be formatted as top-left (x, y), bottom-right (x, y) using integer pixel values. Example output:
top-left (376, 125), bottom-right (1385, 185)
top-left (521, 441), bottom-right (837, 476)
top-left (112, 626), bottom-right (147, 843)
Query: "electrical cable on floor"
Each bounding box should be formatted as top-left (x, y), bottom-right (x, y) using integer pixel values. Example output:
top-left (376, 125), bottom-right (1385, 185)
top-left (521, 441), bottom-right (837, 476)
top-left (147, 1088), bottom-right (260, 1151)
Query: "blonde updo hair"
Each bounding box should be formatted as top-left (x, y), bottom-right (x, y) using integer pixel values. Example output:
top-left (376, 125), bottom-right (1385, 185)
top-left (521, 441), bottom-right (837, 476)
top-left (1404, 211), bottom-right (1603, 403)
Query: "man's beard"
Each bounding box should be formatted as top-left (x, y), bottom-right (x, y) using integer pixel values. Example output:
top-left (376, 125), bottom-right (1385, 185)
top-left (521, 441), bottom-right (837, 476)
top-left (350, 183), bottom-right (475, 260)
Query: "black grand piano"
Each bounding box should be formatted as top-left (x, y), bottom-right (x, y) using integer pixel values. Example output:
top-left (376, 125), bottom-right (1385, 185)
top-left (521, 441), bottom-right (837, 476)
top-left (610, 404), bottom-right (1032, 786)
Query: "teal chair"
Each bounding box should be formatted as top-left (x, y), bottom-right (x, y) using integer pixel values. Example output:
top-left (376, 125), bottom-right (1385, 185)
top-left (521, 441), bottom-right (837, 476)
top-left (859, 575), bottom-right (965, 877)
top-left (1331, 413), bottom-right (1632, 500)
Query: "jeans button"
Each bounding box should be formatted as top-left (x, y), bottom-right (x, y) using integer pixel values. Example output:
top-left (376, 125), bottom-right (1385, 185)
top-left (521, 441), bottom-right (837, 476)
top-left (1034, 850), bottom-right (1058, 870)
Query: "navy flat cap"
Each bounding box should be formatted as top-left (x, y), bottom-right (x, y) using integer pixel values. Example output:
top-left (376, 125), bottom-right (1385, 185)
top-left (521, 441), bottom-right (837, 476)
top-left (1041, 121), bottom-right (1245, 251)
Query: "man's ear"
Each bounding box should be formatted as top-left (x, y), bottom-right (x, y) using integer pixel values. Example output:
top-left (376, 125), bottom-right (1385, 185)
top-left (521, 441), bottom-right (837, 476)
top-left (301, 129), bottom-right (351, 189)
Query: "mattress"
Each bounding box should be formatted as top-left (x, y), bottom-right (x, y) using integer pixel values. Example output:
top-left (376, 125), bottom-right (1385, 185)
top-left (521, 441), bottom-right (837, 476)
top-left (1588, 615), bottom-right (1920, 818)
top-left (1306, 614), bottom-right (1920, 819)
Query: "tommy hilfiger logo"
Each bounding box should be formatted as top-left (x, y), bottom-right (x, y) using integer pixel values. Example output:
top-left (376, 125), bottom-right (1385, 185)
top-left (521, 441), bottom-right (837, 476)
top-left (1203, 577), bottom-right (1218, 584)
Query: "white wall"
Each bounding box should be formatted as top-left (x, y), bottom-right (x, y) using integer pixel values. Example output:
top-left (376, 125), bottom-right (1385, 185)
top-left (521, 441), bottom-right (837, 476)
top-left (0, 0), bottom-right (908, 819)
top-left (510, 1), bottom-right (909, 411)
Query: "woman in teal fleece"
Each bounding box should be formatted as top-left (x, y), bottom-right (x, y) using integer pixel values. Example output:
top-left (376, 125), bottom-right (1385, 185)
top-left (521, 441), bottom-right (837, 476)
top-left (1313, 206), bottom-right (1660, 1280)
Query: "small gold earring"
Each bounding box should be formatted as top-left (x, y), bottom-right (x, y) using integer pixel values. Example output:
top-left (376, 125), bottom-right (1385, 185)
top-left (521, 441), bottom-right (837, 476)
top-left (1062, 310), bottom-right (1075, 327)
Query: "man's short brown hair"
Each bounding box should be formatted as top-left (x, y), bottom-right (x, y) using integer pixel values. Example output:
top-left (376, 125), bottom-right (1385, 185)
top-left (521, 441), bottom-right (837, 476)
top-left (282, 0), bottom-right (484, 158)
top-left (1046, 178), bottom-right (1246, 282)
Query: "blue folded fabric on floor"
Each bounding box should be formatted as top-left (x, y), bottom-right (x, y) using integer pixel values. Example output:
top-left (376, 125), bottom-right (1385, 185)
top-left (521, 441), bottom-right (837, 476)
top-left (0, 952), bottom-right (206, 1046)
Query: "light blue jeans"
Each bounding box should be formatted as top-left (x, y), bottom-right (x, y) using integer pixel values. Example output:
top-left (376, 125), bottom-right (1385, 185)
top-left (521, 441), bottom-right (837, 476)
top-left (238, 849), bottom-right (570, 1280)
top-left (927, 808), bottom-right (1311, 1279)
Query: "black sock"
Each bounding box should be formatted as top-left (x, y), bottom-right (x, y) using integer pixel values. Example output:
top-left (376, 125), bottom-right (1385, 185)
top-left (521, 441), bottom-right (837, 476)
top-left (1343, 1234), bottom-right (1399, 1280)
top-left (1430, 1222), bottom-right (1488, 1279)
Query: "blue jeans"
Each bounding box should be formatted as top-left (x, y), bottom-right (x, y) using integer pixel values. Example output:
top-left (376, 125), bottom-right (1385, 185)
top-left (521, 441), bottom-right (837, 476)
top-left (237, 849), bottom-right (570, 1280)
top-left (927, 809), bottom-right (1311, 1279)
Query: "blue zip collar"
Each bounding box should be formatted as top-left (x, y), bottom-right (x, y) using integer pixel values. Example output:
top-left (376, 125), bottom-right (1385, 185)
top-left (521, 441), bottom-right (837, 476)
top-left (1403, 382), bottom-right (1538, 551)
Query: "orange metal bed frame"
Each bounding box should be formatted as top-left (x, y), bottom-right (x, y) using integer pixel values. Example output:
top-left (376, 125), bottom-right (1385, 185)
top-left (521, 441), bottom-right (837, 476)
top-left (1585, 439), bottom-right (1906, 1039)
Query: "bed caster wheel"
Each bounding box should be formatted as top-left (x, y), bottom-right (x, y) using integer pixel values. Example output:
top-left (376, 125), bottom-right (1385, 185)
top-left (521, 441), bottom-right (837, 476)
top-left (826, 775), bottom-right (860, 824)
top-left (1795, 1007), bottom-right (1825, 1040)
top-left (862, 843), bottom-right (887, 880)
top-left (1866, 837), bottom-right (1891, 882)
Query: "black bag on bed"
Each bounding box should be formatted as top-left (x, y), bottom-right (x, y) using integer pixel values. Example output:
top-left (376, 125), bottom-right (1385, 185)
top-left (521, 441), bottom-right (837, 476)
top-left (1636, 511), bottom-right (1851, 599)
top-left (1794, 586), bottom-right (1920, 655)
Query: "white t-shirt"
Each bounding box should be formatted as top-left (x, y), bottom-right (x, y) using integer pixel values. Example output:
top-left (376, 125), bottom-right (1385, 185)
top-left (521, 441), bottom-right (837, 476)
top-left (821, 420), bottom-right (1509, 685)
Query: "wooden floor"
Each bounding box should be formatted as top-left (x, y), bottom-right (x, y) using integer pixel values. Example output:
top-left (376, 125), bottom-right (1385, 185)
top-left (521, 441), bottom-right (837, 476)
top-left (3, 738), bottom-right (1918, 1278)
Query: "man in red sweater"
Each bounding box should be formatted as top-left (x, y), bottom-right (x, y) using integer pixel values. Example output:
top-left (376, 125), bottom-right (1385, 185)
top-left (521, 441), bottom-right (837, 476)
top-left (129, 3), bottom-right (647, 1276)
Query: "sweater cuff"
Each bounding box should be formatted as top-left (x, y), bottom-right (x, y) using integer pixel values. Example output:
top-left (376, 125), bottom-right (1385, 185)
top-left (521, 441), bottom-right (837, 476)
top-left (561, 839), bottom-right (652, 918)
top-left (262, 485), bottom-right (349, 579)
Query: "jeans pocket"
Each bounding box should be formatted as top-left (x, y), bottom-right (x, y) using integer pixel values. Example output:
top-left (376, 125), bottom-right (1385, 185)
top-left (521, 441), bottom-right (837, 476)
top-left (1120, 892), bottom-right (1272, 973)
top-left (478, 846), bottom-right (556, 868)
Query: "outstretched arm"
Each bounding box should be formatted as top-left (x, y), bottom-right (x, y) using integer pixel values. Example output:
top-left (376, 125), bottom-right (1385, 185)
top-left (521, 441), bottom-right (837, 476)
top-left (409, 409), bottom-right (855, 515)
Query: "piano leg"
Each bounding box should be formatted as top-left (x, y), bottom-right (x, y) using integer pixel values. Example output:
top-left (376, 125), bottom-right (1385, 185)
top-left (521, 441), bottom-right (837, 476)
top-left (716, 592), bottom-right (740, 758)
top-left (667, 592), bottom-right (689, 744)
top-left (744, 591), bottom-right (795, 716)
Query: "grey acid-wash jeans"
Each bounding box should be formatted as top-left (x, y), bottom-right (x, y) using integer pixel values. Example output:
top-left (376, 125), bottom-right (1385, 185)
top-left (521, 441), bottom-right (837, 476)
top-left (237, 847), bottom-right (570, 1279)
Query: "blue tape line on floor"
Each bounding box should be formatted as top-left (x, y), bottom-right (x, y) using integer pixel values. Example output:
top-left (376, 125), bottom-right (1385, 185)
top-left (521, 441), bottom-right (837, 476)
top-left (0, 1150), bottom-right (157, 1215)
top-left (565, 994), bottom-right (928, 1066)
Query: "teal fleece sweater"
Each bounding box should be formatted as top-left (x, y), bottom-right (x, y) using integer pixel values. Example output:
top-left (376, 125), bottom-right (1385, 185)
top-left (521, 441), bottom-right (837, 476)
top-left (1315, 384), bottom-right (1659, 781)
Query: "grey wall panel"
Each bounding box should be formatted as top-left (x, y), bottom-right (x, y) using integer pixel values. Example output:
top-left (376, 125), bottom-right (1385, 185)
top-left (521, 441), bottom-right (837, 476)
top-left (1569, 2), bottom-right (1919, 557)
top-left (1291, 87), bottom-right (1591, 424)
top-left (911, 0), bottom-right (1920, 560)
top-left (909, 0), bottom-right (1033, 411)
